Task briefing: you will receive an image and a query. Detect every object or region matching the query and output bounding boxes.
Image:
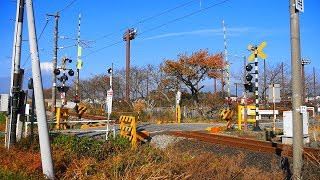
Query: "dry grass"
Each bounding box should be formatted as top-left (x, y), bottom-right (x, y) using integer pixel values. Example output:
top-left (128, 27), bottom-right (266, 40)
top-left (309, 124), bottom-right (320, 142)
top-left (0, 146), bottom-right (43, 178)
top-left (0, 134), bottom-right (286, 179)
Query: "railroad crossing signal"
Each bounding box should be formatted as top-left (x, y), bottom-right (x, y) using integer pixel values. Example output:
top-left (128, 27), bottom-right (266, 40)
top-left (248, 41), bottom-right (267, 61)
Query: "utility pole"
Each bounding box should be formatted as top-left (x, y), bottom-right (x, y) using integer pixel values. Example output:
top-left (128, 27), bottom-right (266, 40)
top-left (123, 28), bottom-right (137, 102)
top-left (49, 12), bottom-right (59, 116)
top-left (243, 56), bottom-right (247, 130)
top-left (234, 83), bottom-right (238, 97)
top-left (125, 29), bottom-right (130, 102)
top-left (281, 62), bottom-right (285, 106)
top-left (75, 14), bottom-right (83, 105)
top-left (313, 67), bottom-right (316, 102)
top-left (8, 0), bottom-right (25, 147)
top-left (214, 77), bottom-right (217, 96)
top-left (263, 59), bottom-right (267, 108)
top-left (146, 70), bottom-right (149, 97)
top-left (26, 0), bottom-right (55, 178)
top-left (289, 0), bottom-right (303, 178)
top-left (222, 20), bottom-right (230, 107)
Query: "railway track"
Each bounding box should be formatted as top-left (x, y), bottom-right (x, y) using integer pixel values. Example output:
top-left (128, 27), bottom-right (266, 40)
top-left (170, 131), bottom-right (320, 163)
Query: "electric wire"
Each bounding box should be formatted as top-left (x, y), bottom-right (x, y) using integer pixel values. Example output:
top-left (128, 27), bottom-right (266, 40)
top-left (21, 0), bottom-right (79, 68)
top-left (139, 0), bottom-right (230, 36)
top-left (22, 18), bottom-right (49, 67)
top-left (93, 0), bottom-right (198, 42)
top-left (83, 0), bottom-right (231, 59)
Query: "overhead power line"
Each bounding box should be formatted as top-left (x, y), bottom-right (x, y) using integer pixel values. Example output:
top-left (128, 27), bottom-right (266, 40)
top-left (139, 0), bottom-right (231, 36)
top-left (83, 0), bottom-right (231, 59)
top-left (93, 0), bottom-right (198, 42)
top-left (21, 0), bottom-right (79, 68)
top-left (82, 40), bottom-right (123, 58)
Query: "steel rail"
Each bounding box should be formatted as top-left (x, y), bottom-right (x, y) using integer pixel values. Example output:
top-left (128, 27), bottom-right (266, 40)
top-left (170, 131), bottom-right (320, 163)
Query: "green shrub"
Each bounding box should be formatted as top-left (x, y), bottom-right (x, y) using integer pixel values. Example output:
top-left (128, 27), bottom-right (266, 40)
top-left (0, 169), bottom-right (35, 180)
top-left (0, 112), bottom-right (6, 124)
top-left (51, 133), bottom-right (130, 161)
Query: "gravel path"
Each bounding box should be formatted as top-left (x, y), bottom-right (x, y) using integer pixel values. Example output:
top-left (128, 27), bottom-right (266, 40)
top-left (151, 133), bottom-right (320, 180)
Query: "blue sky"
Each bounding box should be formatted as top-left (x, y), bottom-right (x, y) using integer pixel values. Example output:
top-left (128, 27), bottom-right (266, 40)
top-left (1, 0), bottom-right (319, 93)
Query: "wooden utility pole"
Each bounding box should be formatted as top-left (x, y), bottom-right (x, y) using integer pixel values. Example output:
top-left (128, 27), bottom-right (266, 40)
top-left (125, 30), bottom-right (131, 102)
top-left (123, 28), bottom-right (137, 102)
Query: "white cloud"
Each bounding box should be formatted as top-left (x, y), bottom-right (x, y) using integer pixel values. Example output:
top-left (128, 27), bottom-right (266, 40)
top-left (40, 62), bottom-right (53, 74)
top-left (144, 27), bottom-right (253, 40)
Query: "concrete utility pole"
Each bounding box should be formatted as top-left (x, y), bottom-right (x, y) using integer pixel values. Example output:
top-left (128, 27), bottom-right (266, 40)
top-left (313, 67), bottom-right (316, 102)
top-left (123, 28), bottom-right (137, 102)
top-left (281, 62), bottom-right (285, 106)
top-left (8, 0), bottom-right (25, 147)
top-left (214, 77), bottom-right (217, 96)
top-left (289, 0), bottom-right (303, 178)
top-left (26, 0), bottom-right (55, 178)
top-left (222, 20), bottom-right (230, 107)
top-left (243, 56), bottom-right (247, 130)
top-left (263, 59), bottom-right (267, 108)
top-left (75, 14), bottom-right (82, 105)
top-left (50, 12), bottom-right (59, 116)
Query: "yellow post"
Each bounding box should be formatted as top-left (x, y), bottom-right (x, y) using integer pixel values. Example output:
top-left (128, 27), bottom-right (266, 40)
top-left (55, 107), bottom-right (61, 129)
top-left (61, 108), bottom-right (68, 130)
top-left (131, 116), bottom-right (137, 146)
top-left (176, 105), bottom-right (181, 123)
top-left (120, 116), bottom-right (125, 136)
top-left (238, 105), bottom-right (243, 130)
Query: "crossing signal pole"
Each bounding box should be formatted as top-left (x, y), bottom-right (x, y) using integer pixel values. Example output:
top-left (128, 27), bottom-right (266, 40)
top-left (247, 41), bottom-right (267, 131)
top-left (54, 57), bottom-right (74, 106)
top-left (8, 0), bottom-right (25, 147)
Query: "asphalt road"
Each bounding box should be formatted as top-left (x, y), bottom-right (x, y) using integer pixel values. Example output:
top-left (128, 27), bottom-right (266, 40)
top-left (55, 122), bottom-right (226, 138)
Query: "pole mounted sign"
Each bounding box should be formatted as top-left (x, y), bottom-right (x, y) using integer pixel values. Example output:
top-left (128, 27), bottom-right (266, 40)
top-left (106, 89), bottom-right (113, 114)
top-left (176, 91), bottom-right (181, 105)
top-left (248, 41), bottom-right (267, 61)
top-left (295, 0), bottom-right (304, 12)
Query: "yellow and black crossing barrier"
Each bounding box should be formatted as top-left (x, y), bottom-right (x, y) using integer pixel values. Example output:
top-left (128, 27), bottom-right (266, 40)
top-left (77, 105), bottom-right (87, 119)
top-left (56, 107), bottom-right (69, 130)
top-left (220, 108), bottom-right (234, 129)
top-left (119, 115), bottom-right (137, 146)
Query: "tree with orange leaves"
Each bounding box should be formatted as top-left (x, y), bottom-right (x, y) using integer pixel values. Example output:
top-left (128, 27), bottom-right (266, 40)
top-left (163, 49), bottom-right (223, 104)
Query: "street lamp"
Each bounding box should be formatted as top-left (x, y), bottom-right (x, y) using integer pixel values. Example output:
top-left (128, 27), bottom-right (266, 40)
top-left (301, 58), bottom-right (311, 102)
